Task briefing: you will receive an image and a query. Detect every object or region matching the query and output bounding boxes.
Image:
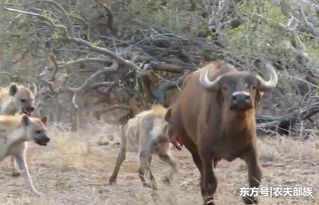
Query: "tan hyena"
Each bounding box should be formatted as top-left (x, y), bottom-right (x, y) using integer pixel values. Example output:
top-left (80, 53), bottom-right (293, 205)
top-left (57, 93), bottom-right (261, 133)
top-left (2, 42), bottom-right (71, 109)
top-left (109, 105), bottom-right (177, 190)
top-left (0, 83), bottom-right (35, 115)
top-left (0, 114), bottom-right (49, 196)
top-left (0, 83), bottom-right (36, 176)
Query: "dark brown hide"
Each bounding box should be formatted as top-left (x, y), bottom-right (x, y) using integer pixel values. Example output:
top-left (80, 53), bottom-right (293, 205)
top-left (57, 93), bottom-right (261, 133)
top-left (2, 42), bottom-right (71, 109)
top-left (166, 60), bottom-right (277, 205)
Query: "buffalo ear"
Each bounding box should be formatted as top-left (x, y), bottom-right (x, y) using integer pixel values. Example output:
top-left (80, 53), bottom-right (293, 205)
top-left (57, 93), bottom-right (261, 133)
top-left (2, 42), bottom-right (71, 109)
top-left (41, 116), bottom-right (48, 126)
top-left (9, 83), bottom-right (18, 96)
top-left (21, 115), bottom-right (30, 127)
top-left (164, 108), bottom-right (172, 122)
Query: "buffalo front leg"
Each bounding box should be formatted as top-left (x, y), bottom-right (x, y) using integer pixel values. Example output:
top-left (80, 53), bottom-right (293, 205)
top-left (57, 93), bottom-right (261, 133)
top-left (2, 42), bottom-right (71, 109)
top-left (184, 139), bottom-right (206, 197)
top-left (183, 137), bottom-right (206, 198)
top-left (240, 145), bottom-right (262, 204)
top-left (200, 154), bottom-right (217, 205)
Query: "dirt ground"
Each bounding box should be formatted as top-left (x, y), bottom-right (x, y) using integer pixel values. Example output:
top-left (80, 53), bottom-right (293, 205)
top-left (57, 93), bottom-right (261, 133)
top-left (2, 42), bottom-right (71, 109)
top-left (0, 122), bottom-right (318, 205)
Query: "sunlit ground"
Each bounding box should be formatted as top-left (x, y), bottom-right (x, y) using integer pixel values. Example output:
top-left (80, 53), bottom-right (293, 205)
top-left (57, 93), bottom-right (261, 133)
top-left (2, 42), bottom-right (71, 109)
top-left (0, 122), bottom-right (318, 205)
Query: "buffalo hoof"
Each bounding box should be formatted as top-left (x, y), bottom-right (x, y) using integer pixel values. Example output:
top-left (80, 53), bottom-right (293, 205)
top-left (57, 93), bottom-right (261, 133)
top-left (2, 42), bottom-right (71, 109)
top-left (204, 196), bottom-right (215, 205)
top-left (242, 196), bottom-right (258, 204)
top-left (108, 176), bottom-right (117, 185)
top-left (204, 201), bottom-right (215, 205)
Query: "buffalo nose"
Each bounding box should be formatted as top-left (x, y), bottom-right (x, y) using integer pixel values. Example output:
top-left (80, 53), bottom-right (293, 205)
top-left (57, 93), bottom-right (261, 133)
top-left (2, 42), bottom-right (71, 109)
top-left (232, 92), bottom-right (250, 101)
top-left (231, 92), bottom-right (252, 110)
top-left (232, 92), bottom-right (251, 103)
top-left (44, 137), bottom-right (50, 143)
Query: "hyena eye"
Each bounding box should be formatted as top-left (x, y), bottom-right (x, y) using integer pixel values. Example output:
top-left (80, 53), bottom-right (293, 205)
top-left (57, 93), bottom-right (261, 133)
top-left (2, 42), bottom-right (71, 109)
top-left (36, 130), bottom-right (42, 134)
top-left (20, 99), bottom-right (26, 103)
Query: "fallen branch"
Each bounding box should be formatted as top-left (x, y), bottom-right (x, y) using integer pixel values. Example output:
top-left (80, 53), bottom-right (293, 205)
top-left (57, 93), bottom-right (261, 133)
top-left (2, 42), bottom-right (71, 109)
top-left (143, 61), bottom-right (185, 73)
top-left (257, 102), bottom-right (319, 136)
top-left (58, 57), bottom-right (113, 68)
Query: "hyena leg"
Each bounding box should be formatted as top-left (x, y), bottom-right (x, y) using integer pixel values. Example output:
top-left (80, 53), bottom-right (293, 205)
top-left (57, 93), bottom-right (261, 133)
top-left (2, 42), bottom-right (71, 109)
top-left (109, 127), bottom-right (127, 184)
top-left (138, 150), bottom-right (157, 190)
top-left (11, 156), bottom-right (21, 177)
top-left (109, 144), bottom-right (126, 184)
top-left (158, 153), bottom-right (177, 184)
top-left (240, 145), bottom-right (262, 204)
top-left (148, 156), bottom-right (157, 189)
top-left (15, 154), bottom-right (40, 196)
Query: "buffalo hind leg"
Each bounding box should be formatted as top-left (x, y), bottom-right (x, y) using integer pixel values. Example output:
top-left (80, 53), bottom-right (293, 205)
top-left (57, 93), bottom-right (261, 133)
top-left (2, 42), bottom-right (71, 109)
top-left (240, 145), bottom-right (262, 204)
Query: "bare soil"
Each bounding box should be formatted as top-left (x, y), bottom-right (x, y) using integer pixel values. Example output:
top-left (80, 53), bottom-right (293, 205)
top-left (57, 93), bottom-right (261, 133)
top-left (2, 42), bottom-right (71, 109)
top-left (0, 122), bottom-right (318, 205)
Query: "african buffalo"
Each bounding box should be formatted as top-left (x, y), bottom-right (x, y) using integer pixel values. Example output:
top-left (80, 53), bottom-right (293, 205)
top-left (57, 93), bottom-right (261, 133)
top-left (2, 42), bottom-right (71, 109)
top-left (165, 60), bottom-right (278, 204)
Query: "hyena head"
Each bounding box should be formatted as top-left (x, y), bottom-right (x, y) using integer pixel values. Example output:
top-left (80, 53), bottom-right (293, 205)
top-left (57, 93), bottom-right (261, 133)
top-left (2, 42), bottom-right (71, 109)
top-left (9, 83), bottom-right (35, 114)
top-left (21, 115), bottom-right (50, 146)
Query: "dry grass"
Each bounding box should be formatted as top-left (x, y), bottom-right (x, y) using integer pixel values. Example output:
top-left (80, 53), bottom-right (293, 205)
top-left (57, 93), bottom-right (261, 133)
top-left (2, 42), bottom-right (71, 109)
top-left (0, 122), bottom-right (318, 205)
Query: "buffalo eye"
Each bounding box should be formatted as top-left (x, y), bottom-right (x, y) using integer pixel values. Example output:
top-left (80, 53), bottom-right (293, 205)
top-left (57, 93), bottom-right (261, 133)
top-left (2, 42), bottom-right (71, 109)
top-left (20, 99), bottom-right (26, 103)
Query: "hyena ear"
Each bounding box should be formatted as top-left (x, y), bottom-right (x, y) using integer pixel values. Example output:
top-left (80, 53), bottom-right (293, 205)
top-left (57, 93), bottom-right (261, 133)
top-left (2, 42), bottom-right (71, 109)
top-left (164, 108), bottom-right (172, 122)
top-left (41, 116), bottom-right (48, 126)
top-left (9, 83), bottom-right (18, 96)
top-left (21, 115), bottom-right (30, 127)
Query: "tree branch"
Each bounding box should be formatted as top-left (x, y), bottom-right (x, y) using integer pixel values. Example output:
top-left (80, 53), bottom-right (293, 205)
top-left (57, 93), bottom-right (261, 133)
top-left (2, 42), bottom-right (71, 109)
top-left (153, 69), bottom-right (191, 105)
top-left (143, 61), bottom-right (185, 73)
top-left (62, 59), bottom-right (119, 93)
top-left (22, 0), bottom-right (75, 37)
top-left (49, 53), bottom-right (59, 81)
top-left (58, 57), bottom-right (113, 68)
top-left (5, 7), bottom-right (141, 71)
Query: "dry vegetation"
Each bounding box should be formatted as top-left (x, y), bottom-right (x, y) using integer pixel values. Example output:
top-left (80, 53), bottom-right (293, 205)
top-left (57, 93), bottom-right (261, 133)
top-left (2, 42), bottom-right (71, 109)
top-left (0, 122), bottom-right (318, 205)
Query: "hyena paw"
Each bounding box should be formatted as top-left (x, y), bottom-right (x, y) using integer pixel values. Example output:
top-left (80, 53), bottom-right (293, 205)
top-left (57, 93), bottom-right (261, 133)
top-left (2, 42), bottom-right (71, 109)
top-left (162, 176), bottom-right (172, 184)
top-left (11, 171), bottom-right (20, 177)
top-left (32, 189), bottom-right (41, 197)
top-left (143, 182), bottom-right (157, 190)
